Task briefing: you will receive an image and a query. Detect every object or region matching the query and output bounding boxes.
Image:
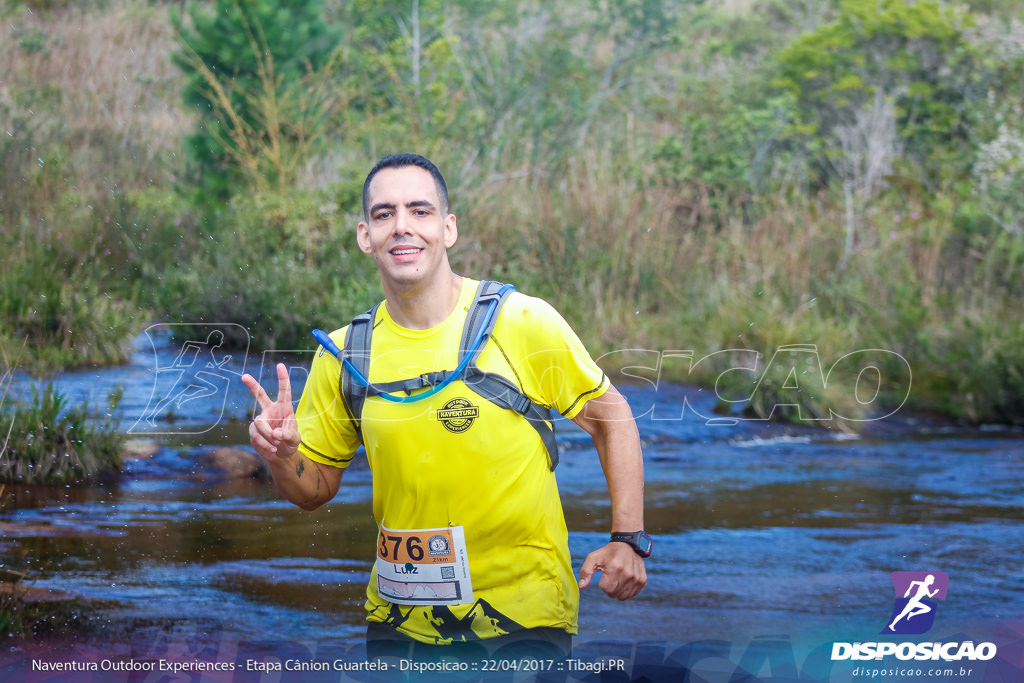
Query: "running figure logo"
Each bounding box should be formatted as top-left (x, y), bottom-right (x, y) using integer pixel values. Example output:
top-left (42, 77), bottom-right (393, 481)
top-left (130, 324), bottom-right (249, 435)
top-left (882, 571), bottom-right (949, 635)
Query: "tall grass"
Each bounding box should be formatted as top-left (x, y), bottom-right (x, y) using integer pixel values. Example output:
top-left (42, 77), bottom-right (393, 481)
top-left (0, 382), bottom-right (124, 485)
top-left (1, 0), bottom-right (188, 369)
top-left (456, 154), bottom-right (1024, 425)
top-left (0, 227), bottom-right (138, 370)
top-left (0, 0), bottom-right (1021, 429)
top-left (0, 590), bottom-right (89, 641)
top-left (0, 0), bottom-right (186, 185)
top-left (148, 189), bottom-right (382, 351)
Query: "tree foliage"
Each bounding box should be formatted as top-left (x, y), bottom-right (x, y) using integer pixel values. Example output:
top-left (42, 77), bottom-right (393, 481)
top-left (172, 0), bottom-right (343, 199)
top-left (773, 0), bottom-right (980, 188)
top-left (4, 0), bottom-right (1023, 425)
top-left (332, 0), bottom-right (468, 162)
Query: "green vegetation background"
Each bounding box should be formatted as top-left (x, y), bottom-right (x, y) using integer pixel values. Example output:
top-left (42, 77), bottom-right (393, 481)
top-left (2, 0), bottom-right (1023, 440)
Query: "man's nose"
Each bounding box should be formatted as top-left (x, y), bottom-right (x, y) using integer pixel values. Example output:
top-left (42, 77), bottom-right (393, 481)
top-left (392, 210), bottom-right (412, 235)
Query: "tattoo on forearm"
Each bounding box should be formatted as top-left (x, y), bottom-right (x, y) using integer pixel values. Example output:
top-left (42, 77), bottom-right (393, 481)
top-left (298, 469), bottom-right (323, 506)
top-left (296, 459), bottom-right (305, 478)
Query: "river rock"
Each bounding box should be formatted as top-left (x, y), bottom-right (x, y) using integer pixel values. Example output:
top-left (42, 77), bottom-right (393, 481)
top-left (0, 582), bottom-right (76, 602)
top-left (121, 438), bottom-right (161, 460)
top-left (0, 569), bottom-right (75, 602)
top-left (196, 447), bottom-right (269, 480)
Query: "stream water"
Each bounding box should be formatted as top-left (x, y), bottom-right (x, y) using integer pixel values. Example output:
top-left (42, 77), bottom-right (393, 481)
top-left (1, 328), bottom-right (1022, 682)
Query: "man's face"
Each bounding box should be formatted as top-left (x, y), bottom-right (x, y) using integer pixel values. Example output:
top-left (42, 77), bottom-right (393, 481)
top-left (357, 165), bottom-right (457, 290)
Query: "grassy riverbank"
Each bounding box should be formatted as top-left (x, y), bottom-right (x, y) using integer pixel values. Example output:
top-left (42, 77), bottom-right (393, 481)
top-left (0, 587), bottom-right (91, 642)
top-left (1, 0), bottom-right (1022, 427)
top-left (0, 363), bottom-right (124, 486)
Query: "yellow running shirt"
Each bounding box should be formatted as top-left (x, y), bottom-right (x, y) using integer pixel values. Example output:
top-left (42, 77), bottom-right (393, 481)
top-left (295, 278), bottom-right (609, 644)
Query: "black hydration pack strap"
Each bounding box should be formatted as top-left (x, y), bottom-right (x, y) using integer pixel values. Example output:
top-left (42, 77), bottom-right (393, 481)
top-left (340, 304), bottom-right (379, 442)
top-left (338, 280), bottom-right (560, 470)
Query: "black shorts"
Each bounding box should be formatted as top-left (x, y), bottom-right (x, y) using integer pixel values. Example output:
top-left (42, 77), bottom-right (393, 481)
top-left (365, 620), bottom-right (572, 663)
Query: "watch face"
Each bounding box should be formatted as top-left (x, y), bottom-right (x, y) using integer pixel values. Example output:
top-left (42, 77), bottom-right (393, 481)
top-left (637, 532), bottom-right (653, 556)
top-left (613, 531), bottom-right (653, 557)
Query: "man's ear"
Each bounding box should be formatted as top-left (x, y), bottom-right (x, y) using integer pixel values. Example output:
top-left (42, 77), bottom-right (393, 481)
top-left (357, 221), bottom-right (373, 254)
top-left (444, 214), bottom-right (458, 249)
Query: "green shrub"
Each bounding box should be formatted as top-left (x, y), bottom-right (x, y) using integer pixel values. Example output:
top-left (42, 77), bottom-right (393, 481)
top-left (150, 190), bottom-right (381, 351)
top-left (0, 589), bottom-right (95, 641)
top-left (0, 231), bottom-right (138, 370)
top-left (773, 0), bottom-right (980, 189)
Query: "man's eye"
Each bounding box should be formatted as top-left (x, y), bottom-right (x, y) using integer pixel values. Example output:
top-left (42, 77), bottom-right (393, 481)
top-left (376, 211), bottom-right (392, 220)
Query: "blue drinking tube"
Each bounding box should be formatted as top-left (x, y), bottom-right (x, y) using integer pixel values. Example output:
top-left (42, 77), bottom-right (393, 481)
top-left (311, 283), bottom-right (512, 404)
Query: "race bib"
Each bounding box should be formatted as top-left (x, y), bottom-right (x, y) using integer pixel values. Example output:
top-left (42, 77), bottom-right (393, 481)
top-left (375, 525), bottom-right (474, 606)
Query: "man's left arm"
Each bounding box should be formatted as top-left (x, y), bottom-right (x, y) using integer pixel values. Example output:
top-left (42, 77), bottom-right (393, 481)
top-left (572, 383), bottom-right (647, 601)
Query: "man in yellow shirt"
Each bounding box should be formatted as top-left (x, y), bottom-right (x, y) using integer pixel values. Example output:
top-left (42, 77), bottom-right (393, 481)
top-left (242, 153), bottom-right (647, 661)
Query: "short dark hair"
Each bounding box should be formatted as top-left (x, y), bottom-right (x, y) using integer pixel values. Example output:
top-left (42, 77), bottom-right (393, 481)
top-left (361, 153), bottom-right (449, 221)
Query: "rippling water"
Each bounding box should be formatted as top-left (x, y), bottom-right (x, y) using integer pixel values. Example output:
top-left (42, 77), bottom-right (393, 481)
top-left (2, 331), bottom-right (1022, 681)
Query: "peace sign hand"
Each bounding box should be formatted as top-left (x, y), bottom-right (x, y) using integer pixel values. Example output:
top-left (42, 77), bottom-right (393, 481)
top-left (242, 363), bottom-right (301, 461)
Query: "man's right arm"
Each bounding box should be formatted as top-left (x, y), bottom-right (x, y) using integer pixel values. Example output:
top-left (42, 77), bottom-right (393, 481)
top-left (242, 363), bottom-right (343, 510)
top-left (263, 448), bottom-right (342, 511)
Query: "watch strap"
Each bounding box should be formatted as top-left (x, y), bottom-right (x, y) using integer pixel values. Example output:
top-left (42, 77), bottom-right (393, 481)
top-left (610, 531), bottom-right (653, 558)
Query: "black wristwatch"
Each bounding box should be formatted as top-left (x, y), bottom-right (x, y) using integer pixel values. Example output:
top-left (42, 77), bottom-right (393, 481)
top-left (610, 531), bottom-right (653, 558)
